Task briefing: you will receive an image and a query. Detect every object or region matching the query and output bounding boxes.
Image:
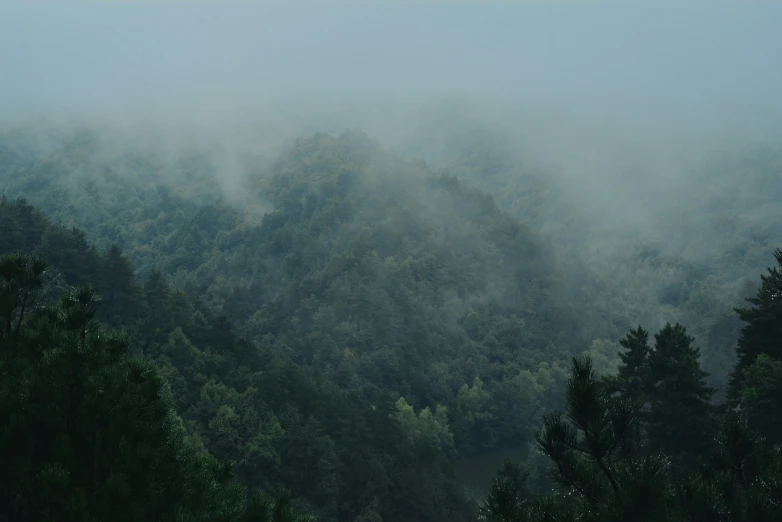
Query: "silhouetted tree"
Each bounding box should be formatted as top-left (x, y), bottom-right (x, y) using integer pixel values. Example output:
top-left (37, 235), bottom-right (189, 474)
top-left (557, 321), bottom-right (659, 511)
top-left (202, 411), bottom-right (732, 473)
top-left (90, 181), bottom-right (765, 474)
top-left (646, 323), bottom-right (716, 458)
top-left (728, 248), bottom-right (782, 401)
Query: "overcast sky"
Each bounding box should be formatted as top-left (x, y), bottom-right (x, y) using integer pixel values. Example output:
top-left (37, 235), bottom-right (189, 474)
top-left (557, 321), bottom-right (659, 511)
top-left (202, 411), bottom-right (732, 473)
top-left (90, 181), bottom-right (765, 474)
top-left (1, 1), bottom-right (780, 122)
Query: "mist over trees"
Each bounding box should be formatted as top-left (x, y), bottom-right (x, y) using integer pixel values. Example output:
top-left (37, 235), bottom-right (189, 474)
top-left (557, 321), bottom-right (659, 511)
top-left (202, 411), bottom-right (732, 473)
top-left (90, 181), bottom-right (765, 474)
top-left (2, 2), bottom-right (782, 521)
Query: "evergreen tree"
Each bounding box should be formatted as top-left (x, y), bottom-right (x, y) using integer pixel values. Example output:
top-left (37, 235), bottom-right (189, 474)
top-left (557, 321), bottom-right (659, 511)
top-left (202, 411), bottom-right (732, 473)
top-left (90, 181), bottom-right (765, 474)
top-left (646, 323), bottom-right (716, 458)
top-left (484, 249), bottom-right (782, 521)
top-left (728, 248), bottom-right (782, 401)
top-left (484, 357), bottom-right (782, 522)
top-left (604, 326), bottom-right (651, 448)
top-left (478, 458), bottom-right (579, 522)
top-left (479, 459), bottom-right (532, 522)
top-left (0, 251), bottom-right (47, 346)
top-left (615, 326), bottom-right (651, 399)
top-left (97, 244), bottom-right (141, 325)
top-left (533, 357), bottom-right (672, 522)
top-left (681, 412), bottom-right (782, 522)
top-left (737, 354), bottom-right (782, 443)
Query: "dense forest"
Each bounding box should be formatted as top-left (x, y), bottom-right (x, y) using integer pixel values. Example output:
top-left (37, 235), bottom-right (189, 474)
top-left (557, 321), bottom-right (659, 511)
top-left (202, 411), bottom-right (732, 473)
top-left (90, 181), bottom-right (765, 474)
top-left (1, 120), bottom-right (781, 522)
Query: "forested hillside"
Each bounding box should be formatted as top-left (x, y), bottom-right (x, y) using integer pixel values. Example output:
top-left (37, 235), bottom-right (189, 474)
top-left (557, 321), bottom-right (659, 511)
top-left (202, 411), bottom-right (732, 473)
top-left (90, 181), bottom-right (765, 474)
top-left (2, 120), bottom-right (781, 521)
top-left (0, 125), bottom-right (597, 453)
top-left (426, 119), bottom-right (782, 395)
top-left (0, 196), bottom-right (473, 521)
top-left (0, 250), bottom-right (314, 522)
top-left (479, 249), bottom-right (782, 521)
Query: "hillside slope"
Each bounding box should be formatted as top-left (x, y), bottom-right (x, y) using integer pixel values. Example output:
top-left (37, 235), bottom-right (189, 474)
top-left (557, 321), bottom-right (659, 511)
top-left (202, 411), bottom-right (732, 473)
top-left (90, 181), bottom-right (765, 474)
top-left (0, 126), bottom-right (596, 456)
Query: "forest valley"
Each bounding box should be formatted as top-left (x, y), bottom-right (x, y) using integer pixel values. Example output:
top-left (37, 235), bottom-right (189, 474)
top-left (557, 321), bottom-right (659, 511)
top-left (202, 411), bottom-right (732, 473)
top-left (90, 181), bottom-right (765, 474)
top-left (1, 122), bottom-right (781, 521)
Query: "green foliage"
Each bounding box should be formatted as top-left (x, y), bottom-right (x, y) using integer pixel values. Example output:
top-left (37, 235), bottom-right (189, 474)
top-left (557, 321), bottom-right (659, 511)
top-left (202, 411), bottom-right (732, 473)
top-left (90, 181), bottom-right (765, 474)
top-left (604, 323), bottom-right (716, 459)
top-left (394, 397), bottom-right (455, 452)
top-left (483, 249), bottom-right (782, 522)
top-left (535, 357), bottom-right (639, 510)
top-left (0, 196), bottom-right (472, 521)
top-left (0, 127), bottom-right (586, 459)
top-left (729, 248), bottom-right (782, 399)
top-left (0, 254), bottom-right (253, 521)
top-left (3, 122), bottom-right (782, 521)
top-left (478, 459), bottom-right (531, 522)
top-left (739, 354), bottom-right (782, 443)
top-left (485, 357), bottom-right (782, 522)
top-left (442, 129), bottom-right (781, 395)
top-left (615, 326), bottom-right (650, 398)
top-left (646, 323), bottom-right (716, 457)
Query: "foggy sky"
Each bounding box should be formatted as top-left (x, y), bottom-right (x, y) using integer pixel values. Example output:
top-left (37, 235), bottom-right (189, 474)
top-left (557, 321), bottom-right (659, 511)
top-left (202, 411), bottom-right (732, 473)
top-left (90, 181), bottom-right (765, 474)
top-left (2, 1), bottom-right (781, 125)
top-left (2, 0), bottom-right (781, 239)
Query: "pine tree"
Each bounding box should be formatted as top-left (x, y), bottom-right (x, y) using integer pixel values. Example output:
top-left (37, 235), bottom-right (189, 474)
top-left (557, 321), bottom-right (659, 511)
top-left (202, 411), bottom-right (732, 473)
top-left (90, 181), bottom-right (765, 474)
top-left (97, 244), bottom-right (141, 325)
top-left (533, 356), bottom-right (671, 522)
top-left (0, 251), bottom-right (47, 346)
top-left (615, 326), bottom-right (651, 398)
top-left (605, 326), bottom-right (651, 448)
top-left (737, 354), bottom-right (782, 443)
top-left (646, 323), bottom-right (716, 458)
top-left (484, 352), bottom-right (782, 522)
top-left (728, 248), bottom-right (782, 402)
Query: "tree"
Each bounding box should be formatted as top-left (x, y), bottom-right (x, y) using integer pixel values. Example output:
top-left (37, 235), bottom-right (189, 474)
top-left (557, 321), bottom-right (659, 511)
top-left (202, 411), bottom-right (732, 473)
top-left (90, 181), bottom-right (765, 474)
top-left (0, 251), bottom-right (47, 346)
top-left (484, 358), bottom-right (782, 522)
top-left (614, 326), bottom-right (651, 400)
top-left (534, 357), bottom-right (673, 521)
top-left (738, 354), bottom-right (782, 443)
top-left (97, 244), bottom-right (141, 325)
top-left (728, 248), bottom-right (782, 401)
top-left (604, 326), bottom-right (651, 448)
top-left (680, 412), bottom-right (782, 522)
top-left (0, 252), bottom-right (313, 522)
top-left (646, 323), bottom-right (716, 458)
top-left (478, 459), bottom-right (532, 522)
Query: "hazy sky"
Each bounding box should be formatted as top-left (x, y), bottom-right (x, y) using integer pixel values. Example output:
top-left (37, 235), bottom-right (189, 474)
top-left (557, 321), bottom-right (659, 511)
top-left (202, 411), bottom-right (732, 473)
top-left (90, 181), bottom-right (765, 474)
top-left (1, 1), bottom-right (781, 123)
top-left (1, 1), bottom-right (780, 274)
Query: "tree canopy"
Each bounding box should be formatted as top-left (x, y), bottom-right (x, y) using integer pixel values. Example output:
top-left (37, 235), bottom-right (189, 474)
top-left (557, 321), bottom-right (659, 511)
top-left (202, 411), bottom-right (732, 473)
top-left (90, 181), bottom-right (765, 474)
top-left (1, 121), bottom-right (781, 521)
